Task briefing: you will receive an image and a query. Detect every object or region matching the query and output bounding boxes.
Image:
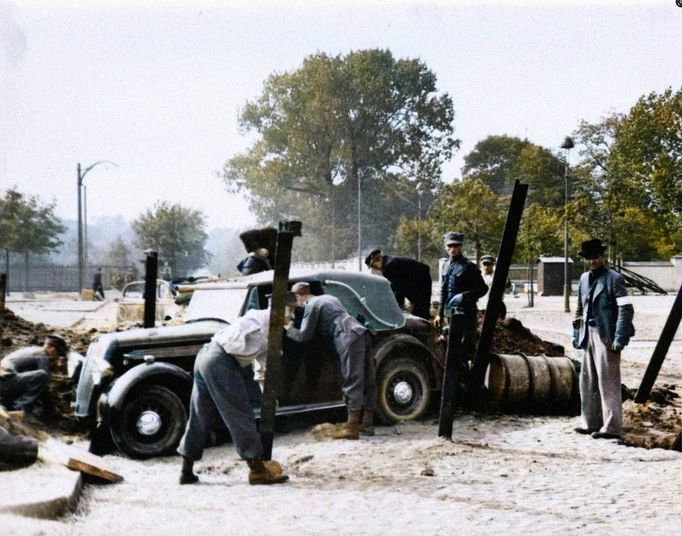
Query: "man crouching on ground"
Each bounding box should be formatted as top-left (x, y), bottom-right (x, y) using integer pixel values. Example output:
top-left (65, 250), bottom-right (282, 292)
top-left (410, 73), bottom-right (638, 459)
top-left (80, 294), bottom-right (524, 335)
top-left (177, 308), bottom-right (289, 485)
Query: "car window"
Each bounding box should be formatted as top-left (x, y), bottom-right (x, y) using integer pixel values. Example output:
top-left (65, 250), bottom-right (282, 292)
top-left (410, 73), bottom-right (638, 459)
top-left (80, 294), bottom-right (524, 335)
top-left (185, 288), bottom-right (248, 323)
top-left (322, 278), bottom-right (405, 331)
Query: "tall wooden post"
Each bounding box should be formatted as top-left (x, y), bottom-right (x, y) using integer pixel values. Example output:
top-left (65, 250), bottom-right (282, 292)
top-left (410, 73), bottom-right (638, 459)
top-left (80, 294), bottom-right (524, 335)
top-left (260, 221), bottom-right (302, 459)
top-left (143, 251), bottom-right (158, 328)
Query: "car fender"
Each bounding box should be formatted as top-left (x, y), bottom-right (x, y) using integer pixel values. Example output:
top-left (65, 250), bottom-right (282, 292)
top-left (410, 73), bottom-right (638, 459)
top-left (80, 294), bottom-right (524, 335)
top-left (106, 362), bottom-right (193, 419)
top-left (373, 334), bottom-right (436, 386)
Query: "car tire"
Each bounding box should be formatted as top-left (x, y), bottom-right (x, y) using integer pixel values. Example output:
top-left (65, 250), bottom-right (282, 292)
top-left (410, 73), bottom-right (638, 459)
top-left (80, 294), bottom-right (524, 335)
top-left (110, 384), bottom-right (187, 459)
top-left (377, 357), bottom-right (431, 424)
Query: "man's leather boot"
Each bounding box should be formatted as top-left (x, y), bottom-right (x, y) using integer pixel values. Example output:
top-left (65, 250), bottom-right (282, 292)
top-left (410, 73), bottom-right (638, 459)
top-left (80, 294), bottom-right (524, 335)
top-left (332, 409), bottom-right (361, 440)
top-left (359, 408), bottom-right (375, 436)
top-left (247, 459), bottom-right (289, 485)
top-left (179, 456), bottom-right (199, 485)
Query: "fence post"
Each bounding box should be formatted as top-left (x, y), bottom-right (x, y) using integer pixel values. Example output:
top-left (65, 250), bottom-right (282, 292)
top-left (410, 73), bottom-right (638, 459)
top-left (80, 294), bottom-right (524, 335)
top-left (0, 273), bottom-right (6, 313)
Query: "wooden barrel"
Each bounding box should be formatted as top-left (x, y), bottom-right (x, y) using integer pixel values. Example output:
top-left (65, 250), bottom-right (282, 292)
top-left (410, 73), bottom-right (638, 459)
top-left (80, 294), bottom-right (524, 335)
top-left (486, 353), bottom-right (578, 415)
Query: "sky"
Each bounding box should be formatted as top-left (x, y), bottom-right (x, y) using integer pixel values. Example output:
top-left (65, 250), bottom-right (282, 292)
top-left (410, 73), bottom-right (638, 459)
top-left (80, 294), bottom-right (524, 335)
top-left (1, 0), bottom-right (680, 232)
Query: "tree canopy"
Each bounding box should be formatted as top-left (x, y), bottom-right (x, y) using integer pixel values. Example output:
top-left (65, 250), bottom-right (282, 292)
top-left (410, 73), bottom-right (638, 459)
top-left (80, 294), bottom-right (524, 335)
top-left (131, 202), bottom-right (210, 278)
top-left (223, 49), bottom-right (458, 260)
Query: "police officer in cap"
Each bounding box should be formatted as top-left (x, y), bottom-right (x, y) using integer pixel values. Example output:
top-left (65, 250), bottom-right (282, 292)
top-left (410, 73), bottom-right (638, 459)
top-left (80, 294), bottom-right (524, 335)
top-left (436, 232), bottom-right (488, 378)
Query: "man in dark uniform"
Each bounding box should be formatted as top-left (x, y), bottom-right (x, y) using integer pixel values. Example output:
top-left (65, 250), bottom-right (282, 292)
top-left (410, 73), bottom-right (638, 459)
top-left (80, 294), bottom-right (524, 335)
top-left (93, 267), bottom-right (105, 300)
top-left (364, 249), bottom-right (432, 320)
top-left (285, 282), bottom-right (376, 439)
top-left (0, 335), bottom-right (68, 416)
top-left (436, 232), bottom-right (488, 378)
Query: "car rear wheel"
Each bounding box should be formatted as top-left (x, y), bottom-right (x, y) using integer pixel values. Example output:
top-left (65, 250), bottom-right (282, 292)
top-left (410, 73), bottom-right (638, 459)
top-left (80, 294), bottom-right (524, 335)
top-left (377, 357), bottom-right (431, 424)
top-left (110, 385), bottom-right (187, 459)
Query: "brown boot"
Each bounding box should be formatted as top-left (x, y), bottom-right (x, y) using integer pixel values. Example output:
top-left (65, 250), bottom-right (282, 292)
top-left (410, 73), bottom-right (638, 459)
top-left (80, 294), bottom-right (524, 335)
top-left (247, 459), bottom-right (289, 485)
top-left (332, 409), bottom-right (361, 440)
top-left (359, 409), bottom-right (375, 436)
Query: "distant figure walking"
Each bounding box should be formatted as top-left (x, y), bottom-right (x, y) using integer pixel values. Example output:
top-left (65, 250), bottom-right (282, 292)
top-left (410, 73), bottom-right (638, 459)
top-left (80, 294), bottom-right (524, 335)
top-left (237, 248), bottom-right (271, 275)
top-left (93, 267), bottom-right (105, 300)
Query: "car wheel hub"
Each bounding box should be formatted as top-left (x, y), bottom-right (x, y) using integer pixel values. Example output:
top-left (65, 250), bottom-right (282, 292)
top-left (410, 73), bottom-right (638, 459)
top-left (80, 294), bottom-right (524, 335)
top-left (136, 410), bottom-right (163, 436)
top-left (393, 381), bottom-right (413, 404)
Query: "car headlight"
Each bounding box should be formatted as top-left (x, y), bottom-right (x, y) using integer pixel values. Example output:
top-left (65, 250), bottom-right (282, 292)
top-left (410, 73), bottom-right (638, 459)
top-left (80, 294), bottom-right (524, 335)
top-left (85, 339), bottom-right (114, 386)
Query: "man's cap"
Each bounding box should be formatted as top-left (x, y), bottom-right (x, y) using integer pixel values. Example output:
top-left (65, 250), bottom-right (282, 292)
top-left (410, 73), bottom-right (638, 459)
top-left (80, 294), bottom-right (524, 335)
top-left (579, 238), bottom-right (607, 258)
top-left (291, 282), bottom-right (310, 295)
top-left (480, 255), bottom-right (495, 264)
top-left (364, 249), bottom-right (382, 267)
top-left (443, 231), bottom-right (463, 246)
top-left (44, 335), bottom-right (68, 355)
top-left (284, 291), bottom-right (299, 306)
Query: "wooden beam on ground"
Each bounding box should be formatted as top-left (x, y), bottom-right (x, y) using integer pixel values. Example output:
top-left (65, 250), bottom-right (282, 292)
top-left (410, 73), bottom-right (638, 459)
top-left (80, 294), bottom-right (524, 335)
top-left (43, 439), bottom-right (123, 483)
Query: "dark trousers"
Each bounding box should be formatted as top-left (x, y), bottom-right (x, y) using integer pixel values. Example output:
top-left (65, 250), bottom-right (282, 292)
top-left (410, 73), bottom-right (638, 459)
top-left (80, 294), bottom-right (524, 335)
top-left (177, 343), bottom-right (263, 462)
top-left (0, 370), bottom-right (49, 414)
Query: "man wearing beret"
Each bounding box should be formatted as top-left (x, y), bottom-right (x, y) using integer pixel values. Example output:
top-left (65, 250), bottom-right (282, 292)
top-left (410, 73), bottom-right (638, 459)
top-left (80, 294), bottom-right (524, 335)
top-left (0, 335), bottom-right (68, 416)
top-left (365, 249), bottom-right (432, 320)
top-left (436, 232), bottom-right (488, 379)
top-left (573, 238), bottom-right (634, 441)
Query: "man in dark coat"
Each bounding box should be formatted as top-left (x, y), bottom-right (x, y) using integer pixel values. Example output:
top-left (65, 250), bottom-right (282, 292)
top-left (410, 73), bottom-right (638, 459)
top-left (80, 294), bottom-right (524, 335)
top-left (237, 248), bottom-right (271, 275)
top-left (573, 238), bottom-right (634, 441)
top-left (365, 249), bottom-right (432, 320)
top-left (436, 232), bottom-right (488, 378)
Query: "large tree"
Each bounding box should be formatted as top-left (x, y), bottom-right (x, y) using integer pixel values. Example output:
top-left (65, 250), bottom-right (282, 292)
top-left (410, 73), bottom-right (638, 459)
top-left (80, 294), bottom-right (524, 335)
top-left (462, 135), bottom-right (565, 206)
top-left (572, 87), bottom-right (681, 260)
top-left (131, 202), bottom-right (210, 278)
top-left (223, 49), bottom-right (458, 260)
top-left (428, 177), bottom-right (507, 263)
top-left (0, 187), bottom-right (65, 291)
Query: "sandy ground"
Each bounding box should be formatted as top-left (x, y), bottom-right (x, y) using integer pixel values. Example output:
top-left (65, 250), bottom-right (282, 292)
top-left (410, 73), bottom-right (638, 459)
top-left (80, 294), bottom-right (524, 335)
top-left (2, 292), bottom-right (681, 535)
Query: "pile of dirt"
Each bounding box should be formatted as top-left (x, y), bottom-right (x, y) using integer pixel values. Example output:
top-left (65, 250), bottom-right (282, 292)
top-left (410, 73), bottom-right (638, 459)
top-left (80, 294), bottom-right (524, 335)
top-left (485, 315), bottom-right (565, 356)
top-left (621, 385), bottom-right (681, 451)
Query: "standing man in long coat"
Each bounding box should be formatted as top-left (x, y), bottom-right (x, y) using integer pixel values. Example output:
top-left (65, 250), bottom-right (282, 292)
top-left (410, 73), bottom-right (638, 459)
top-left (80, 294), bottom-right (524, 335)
top-left (573, 238), bottom-right (634, 441)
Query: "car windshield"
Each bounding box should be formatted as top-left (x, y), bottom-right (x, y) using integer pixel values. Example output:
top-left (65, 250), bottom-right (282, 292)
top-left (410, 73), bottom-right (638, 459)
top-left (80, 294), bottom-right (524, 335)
top-left (184, 287), bottom-right (248, 323)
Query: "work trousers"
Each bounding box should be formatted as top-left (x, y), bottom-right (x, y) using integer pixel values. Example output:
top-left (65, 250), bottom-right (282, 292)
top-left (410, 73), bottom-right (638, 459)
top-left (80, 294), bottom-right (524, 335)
top-left (0, 370), bottom-right (49, 414)
top-left (177, 343), bottom-right (263, 462)
top-left (335, 332), bottom-right (376, 413)
top-left (579, 326), bottom-right (623, 435)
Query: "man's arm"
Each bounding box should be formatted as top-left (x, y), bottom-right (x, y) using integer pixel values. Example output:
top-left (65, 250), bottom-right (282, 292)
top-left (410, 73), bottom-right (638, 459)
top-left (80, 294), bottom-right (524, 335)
top-left (285, 302), bottom-right (319, 343)
top-left (612, 273), bottom-right (634, 349)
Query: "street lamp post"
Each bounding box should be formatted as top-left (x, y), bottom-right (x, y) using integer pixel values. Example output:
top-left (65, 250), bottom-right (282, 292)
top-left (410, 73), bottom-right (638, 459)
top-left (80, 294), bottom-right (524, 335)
top-left (560, 136), bottom-right (574, 313)
top-left (77, 160), bottom-right (117, 295)
top-left (357, 166), bottom-right (377, 272)
top-left (416, 184), bottom-right (423, 261)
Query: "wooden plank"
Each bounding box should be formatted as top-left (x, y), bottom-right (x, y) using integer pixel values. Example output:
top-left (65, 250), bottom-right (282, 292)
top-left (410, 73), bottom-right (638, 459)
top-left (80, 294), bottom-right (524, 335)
top-left (43, 439), bottom-right (123, 483)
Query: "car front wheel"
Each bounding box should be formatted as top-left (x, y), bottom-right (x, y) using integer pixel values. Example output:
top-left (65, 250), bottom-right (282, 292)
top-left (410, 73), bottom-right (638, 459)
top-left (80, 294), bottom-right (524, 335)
top-left (110, 384), bottom-right (187, 459)
top-left (377, 357), bottom-right (431, 424)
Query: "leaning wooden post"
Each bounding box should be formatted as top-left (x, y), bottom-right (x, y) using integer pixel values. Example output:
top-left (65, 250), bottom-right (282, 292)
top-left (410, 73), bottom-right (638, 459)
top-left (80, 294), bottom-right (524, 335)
top-left (634, 286), bottom-right (682, 403)
top-left (0, 273), bottom-right (6, 313)
top-left (471, 180), bottom-right (528, 389)
top-left (142, 250), bottom-right (158, 328)
top-left (260, 221), bottom-right (301, 460)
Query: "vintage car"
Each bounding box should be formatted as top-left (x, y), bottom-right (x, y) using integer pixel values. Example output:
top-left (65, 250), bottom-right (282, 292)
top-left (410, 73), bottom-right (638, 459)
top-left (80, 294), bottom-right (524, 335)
top-left (116, 279), bottom-right (179, 324)
top-left (74, 270), bottom-right (444, 458)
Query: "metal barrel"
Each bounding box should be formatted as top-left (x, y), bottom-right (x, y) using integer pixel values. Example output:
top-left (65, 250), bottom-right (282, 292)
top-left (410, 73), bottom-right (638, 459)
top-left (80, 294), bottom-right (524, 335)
top-left (487, 353), bottom-right (578, 415)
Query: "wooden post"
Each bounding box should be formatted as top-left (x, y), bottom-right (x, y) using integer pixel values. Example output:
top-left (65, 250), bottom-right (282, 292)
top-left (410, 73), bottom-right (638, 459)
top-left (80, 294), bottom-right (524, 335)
top-left (260, 221), bottom-right (301, 460)
top-left (635, 286), bottom-right (682, 403)
top-left (438, 311), bottom-right (467, 439)
top-left (0, 273), bottom-right (6, 314)
top-left (471, 180), bottom-right (528, 389)
top-left (143, 251), bottom-right (158, 328)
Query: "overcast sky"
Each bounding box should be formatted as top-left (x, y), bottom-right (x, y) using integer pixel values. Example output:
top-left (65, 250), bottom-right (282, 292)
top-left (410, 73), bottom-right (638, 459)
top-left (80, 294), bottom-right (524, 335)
top-left (1, 0), bottom-right (680, 232)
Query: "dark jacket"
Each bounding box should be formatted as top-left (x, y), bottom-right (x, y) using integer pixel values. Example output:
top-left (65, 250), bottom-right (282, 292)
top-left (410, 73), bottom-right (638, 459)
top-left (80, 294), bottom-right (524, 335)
top-left (381, 255), bottom-right (432, 318)
top-left (575, 268), bottom-right (634, 349)
top-left (439, 255), bottom-right (488, 317)
top-left (237, 254), bottom-right (271, 275)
